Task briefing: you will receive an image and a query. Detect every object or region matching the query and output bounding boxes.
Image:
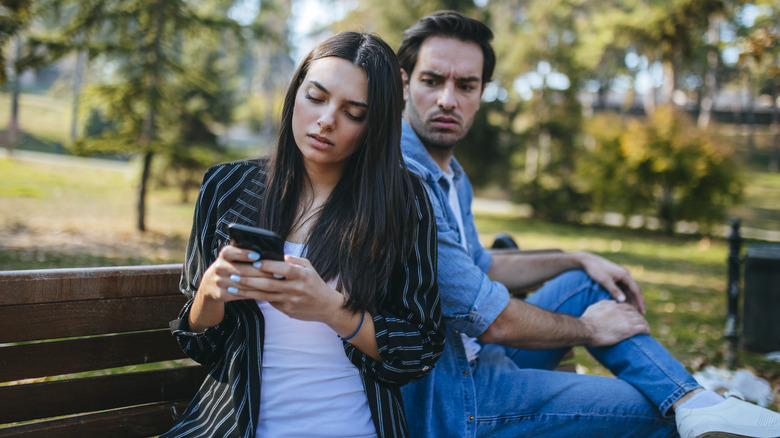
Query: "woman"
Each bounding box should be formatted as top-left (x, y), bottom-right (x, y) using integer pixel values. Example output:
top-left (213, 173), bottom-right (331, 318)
top-left (163, 31), bottom-right (443, 438)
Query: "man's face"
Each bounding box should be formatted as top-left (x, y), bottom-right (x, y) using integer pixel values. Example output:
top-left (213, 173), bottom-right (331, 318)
top-left (402, 36), bottom-right (484, 151)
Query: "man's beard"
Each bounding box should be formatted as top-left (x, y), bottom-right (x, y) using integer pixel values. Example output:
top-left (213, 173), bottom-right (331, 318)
top-left (405, 97), bottom-right (467, 152)
top-left (420, 133), bottom-right (458, 152)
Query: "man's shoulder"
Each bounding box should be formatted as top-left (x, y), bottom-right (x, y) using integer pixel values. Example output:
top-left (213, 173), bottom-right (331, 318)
top-left (403, 155), bottom-right (433, 179)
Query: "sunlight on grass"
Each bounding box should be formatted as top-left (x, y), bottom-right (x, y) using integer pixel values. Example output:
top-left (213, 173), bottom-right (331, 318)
top-left (0, 94), bottom-right (71, 143)
top-left (0, 157), bottom-right (193, 269)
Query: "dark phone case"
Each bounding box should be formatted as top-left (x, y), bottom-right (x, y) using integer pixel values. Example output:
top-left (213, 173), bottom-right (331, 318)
top-left (227, 223), bottom-right (284, 261)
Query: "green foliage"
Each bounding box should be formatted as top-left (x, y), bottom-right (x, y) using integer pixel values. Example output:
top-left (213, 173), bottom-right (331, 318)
top-left (82, 106), bottom-right (116, 138)
top-left (457, 99), bottom-right (524, 188)
top-left (18, 0), bottom-right (268, 230)
top-left (0, 0), bottom-right (33, 84)
top-left (580, 107), bottom-right (744, 234)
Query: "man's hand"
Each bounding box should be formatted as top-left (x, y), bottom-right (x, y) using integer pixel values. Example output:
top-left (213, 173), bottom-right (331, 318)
top-left (580, 300), bottom-right (650, 347)
top-left (578, 252), bottom-right (646, 314)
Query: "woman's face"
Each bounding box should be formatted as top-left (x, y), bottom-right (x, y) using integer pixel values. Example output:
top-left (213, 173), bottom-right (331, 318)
top-left (292, 56), bottom-right (369, 174)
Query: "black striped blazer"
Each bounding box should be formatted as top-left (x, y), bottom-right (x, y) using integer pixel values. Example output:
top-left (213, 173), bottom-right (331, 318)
top-left (163, 160), bottom-right (444, 438)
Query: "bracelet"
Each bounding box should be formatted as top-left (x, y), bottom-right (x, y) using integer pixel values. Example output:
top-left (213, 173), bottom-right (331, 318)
top-left (339, 311), bottom-right (365, 342)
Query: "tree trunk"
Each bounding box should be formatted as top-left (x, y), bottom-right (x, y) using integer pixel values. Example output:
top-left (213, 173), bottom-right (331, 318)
top-left (698, 14), bottom-right (719, 130)
top-left (770, 81), bottom-right (779, 173)
top-left (744, 78), bottom-right (756, 159)
top-left (70, 49), bottom-right (87, 142)
top-left (136, 0), bottom-right (164, 232)
top-left (136, 150), bottom-right (154, 232)
top-left (6, 37), bottom-right (22, 155)
top-left (659, 186), bottom-right (675, 235)
top-left (660, 59), bottom-right (675, 106)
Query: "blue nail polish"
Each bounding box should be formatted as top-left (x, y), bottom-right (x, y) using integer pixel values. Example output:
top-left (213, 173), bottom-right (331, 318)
top-left (230, 274), bottom-right (241, 282)
top-left (248, 252), bottom-right (260, 261)
top-left (227, 286), bottom-right (239, 294)
top-left (253, 261), bottom-right (262, 269)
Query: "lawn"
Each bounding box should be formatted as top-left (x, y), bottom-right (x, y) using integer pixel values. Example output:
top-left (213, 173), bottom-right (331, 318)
top-left (0, 156), bottom-right (193, 269)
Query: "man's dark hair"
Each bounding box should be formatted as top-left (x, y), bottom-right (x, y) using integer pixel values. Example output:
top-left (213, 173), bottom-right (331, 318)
top-left (397, 10), bottom-right (495, 84)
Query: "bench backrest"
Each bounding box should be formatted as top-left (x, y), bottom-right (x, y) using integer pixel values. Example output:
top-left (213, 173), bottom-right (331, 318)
top-left (0, 264), bottom-right (207, 438)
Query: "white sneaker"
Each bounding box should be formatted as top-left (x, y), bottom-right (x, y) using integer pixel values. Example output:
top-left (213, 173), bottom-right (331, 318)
top-left (675, 391), bottom-right (780, 438)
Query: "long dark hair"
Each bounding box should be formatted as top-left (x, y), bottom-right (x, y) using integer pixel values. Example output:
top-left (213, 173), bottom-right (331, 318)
top-left (258, 31), bottom-right (416, 313)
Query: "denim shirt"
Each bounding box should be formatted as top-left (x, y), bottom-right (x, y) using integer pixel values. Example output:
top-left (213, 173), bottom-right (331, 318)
top-left (400, 120), bottom-right (511, 437)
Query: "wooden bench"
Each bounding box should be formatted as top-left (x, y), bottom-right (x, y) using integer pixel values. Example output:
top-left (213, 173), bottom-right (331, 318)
top-left (0, 264), bottom-right (208, 438)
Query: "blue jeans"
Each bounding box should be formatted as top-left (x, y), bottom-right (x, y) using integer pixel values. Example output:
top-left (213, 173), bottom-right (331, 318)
top-left (471, 270), bottom-right (699, 437)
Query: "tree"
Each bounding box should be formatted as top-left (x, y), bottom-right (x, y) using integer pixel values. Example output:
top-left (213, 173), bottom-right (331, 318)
top-left (0, 0), bottom-right (32, 85)
top-left (0, 0), bottom-right (33, 153)
top-left (735, 1), bottom-right (780, 172)
top-left (24, 0), bottom-right (264, 231)
top-left (580, 106), bottom-right (743, 234)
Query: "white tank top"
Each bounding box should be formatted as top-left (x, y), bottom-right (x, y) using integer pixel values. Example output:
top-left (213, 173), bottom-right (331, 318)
top-left (256, 242), bottom-right (376, 438)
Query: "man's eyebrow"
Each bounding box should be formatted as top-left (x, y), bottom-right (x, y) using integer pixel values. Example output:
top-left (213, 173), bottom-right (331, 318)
top-left (310, 80), bottom-right (368, 108)
top-left (418, 70), bottom-right (481, 83)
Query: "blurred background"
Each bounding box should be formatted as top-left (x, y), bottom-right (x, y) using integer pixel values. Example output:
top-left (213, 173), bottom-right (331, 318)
top-left (1, 0), bottom-right (779, 407)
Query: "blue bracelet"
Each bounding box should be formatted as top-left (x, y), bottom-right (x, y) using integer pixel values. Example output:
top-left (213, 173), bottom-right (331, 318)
top-left (339, 311), bottom-right (365, 342)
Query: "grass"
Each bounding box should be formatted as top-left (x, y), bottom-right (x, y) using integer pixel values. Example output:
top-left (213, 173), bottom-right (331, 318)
top-left (0, 93), bottom-right (72, 145)
top-left (0, 156), bottom-right (193, 269)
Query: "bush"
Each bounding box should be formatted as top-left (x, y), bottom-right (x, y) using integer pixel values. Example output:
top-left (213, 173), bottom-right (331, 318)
top-left (579, 107), bottom-right (744, 234)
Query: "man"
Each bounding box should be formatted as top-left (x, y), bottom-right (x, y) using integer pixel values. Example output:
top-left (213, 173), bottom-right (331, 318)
top-left (398, 10), bottom-right (780, 438)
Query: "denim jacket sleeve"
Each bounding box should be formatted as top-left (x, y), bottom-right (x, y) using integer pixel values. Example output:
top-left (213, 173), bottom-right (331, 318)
top-left (404, 157), bottom-right (510, 338)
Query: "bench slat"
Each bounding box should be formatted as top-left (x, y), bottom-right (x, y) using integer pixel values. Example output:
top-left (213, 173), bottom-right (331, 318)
top-left (0, 367), bottom-right (208, 424)
top-left (0, 295), bottom-right (187, 343)
top-left (0, 264), bottom-right (183, 305)
top-left (0, 400), bottom-right (192, 438)
top-left (1, 330), bottom-right (190, 382)
top-left (0, 264), bottom-right (206, 436)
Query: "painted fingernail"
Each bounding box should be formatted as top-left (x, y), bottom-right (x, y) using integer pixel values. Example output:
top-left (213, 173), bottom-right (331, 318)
top-left (273, 274), bottom-right (285, 280)
top-left (227, 286), bottom-right (239, 294)
top-left (230, 274), bottom-right (241, 282)
top-left (248, 252), bottom-right (260, 261)
top-left (253, 261), bottom-right (262, 268)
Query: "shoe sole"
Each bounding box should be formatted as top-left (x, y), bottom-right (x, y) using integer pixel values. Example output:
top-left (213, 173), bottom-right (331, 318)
top-left (697, 434), bottom-right (777, 438)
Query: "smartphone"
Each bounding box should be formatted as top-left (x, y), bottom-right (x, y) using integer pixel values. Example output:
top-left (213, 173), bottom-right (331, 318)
top-left (227, 223), bottom-right (284, 261)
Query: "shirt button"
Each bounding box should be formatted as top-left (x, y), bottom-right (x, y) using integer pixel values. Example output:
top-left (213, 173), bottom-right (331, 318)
top-left (453, 330), bottom-right (459, 334)
top-left (462, 370), bottom-right (469, 376)
top-left (468, 415), bottom-right (474, 421)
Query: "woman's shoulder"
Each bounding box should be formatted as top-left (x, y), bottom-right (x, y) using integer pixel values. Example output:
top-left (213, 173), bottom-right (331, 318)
top-left (200, 158), bottom-right (269, 193)
top-left (404, 168), bottom-right (433, 201)
top-left (203, 158), bottom-right (267, 179)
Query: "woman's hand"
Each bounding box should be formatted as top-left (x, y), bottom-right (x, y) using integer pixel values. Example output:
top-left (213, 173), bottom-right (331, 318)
top-left (192, 249), bottom-right (381, 360)
top-left (246, 255), bottom-right (347, 324)
top-left (247, 255), bottom-right (381, 361)
top-left (188, 245), bottom-right (274, 331)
